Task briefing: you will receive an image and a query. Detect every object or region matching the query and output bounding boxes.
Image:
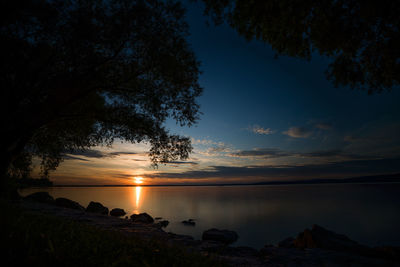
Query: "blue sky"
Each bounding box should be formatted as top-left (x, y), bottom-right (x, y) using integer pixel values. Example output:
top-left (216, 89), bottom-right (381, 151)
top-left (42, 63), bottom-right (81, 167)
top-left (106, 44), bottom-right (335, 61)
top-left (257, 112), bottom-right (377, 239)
top-left (171, 2), bottom-right (400, 150)
top-left (48, 2), bottom-right (400, 185)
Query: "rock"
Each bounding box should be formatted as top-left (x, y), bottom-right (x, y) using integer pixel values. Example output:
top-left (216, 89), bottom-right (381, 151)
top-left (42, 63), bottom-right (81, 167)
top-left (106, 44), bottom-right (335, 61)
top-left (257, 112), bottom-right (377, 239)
top-left (155, 217), bottom-right (162, 220)
top-left (55, 197), bottom-right (84, 210)
top-left (86, 201), bottom-right (109, 215)
top-left (159, 220), bottom-right (169, 227)
top-left (205, 245), bottom-right (258, 258)
top-left (182, 218), bottom-right (195, 226)
top-left (130, 213), bottom-right (154, 223)
top-left (24, 192), bottom-right (54, 204)
top-left (110, 208), bottom-right (126, 217)
top-left (293, 224), bottom-right (368, 253)
top-left (202, 228), bottom-right (239, 244)
top-left (277, 237), bottom-right (295, 248)
top-left (373, 246), bottom-right (400, 260)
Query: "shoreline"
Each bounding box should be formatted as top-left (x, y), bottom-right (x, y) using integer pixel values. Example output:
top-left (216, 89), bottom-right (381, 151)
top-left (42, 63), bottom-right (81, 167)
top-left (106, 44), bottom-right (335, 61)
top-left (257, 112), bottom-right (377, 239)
top-left (17, 193), bottom-right (400, 266)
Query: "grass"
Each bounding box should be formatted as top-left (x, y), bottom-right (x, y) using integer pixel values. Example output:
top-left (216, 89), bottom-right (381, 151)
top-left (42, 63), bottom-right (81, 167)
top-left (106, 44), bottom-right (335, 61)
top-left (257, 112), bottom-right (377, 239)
top-left (0, 199), bottom-right (225, 267)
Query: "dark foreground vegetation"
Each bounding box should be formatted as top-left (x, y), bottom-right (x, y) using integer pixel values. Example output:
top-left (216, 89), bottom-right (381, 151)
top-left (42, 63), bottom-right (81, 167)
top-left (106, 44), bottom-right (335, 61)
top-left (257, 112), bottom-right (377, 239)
top-left (0, 199), bottom-right (223, 267)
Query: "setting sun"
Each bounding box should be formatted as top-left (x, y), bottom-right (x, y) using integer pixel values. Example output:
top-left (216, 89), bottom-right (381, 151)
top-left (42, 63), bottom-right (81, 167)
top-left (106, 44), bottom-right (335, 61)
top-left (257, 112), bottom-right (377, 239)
top-left (134, 176), bottom-right (144, 184)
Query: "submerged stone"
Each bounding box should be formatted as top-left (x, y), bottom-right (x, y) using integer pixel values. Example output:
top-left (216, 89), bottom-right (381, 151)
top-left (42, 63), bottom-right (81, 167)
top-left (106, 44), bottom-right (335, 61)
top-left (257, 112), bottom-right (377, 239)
top-left (182, 218), bottom-right (195, 226)
top-left (159, 220), bottom-right (169, 227)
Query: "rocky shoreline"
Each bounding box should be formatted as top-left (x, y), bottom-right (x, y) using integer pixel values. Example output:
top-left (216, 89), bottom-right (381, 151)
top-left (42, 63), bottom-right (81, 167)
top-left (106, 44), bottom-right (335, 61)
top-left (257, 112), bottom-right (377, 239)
top-left (21, 192), bottom-right (400, 266)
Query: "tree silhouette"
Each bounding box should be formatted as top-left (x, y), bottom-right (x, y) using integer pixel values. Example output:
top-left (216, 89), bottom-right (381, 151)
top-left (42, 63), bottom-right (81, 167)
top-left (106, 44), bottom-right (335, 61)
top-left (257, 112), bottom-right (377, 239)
top-left (200, 0), bottom-right (399, 93)
top-left (0, 0), bottom-right (201, 181)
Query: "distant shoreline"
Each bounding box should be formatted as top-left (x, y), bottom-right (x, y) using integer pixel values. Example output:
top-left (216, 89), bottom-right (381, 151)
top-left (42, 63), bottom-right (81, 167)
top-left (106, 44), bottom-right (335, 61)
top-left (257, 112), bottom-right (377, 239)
top-left (47, 173), bottom-right (400, 187)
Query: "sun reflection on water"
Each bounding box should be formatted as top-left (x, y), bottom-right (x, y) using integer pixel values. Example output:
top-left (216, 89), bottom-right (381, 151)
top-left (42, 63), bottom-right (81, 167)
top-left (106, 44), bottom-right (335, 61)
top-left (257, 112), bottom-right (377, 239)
top-left (133, 186), bottom-right (142, 213)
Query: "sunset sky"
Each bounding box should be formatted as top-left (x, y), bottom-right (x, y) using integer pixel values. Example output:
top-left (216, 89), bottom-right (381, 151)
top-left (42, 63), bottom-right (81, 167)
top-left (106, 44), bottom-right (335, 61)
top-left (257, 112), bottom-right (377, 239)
top-left (45, 2), bottom-right (400, 185)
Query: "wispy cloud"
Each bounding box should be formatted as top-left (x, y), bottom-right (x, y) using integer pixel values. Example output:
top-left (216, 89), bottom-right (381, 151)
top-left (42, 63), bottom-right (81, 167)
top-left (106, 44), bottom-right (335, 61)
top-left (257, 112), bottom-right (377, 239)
top-left (230, 148), bottom-right (289, 158)
top-left (207, 145), bottom-right (232, 153)
top-left (166, 161), bottom-right (199, 165)
top-left (108, 151), bottom-right (138, 156)
top-left (315, 123), bottom-right (332, 130)
top-left (282, 126), bottom-right (313, 138)
top-left (191, 138), bottom-right (234, 156)
top-left (248, 125), bottom-right (275, 135)
top-left (67, 149), bottom-right (106, 158)
top-left (66, 149), bottom-right (142, 160)
top-left (191, 138), bottom-right (222, 146)
top-left (63, 155), bottom-right (91, 162)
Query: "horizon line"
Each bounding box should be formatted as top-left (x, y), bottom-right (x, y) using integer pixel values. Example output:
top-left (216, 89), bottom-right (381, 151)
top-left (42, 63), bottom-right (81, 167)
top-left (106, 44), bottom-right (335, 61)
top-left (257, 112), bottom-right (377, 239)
top-left (45, 172), bottom-right (400, 187)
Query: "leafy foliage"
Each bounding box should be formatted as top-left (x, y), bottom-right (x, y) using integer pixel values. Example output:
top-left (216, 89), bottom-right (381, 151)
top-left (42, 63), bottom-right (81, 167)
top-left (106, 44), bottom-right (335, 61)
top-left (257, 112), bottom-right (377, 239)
top-left (0, 0), bottom-right (202, 177)
top-left (200, 0), bottom-right (400, 93)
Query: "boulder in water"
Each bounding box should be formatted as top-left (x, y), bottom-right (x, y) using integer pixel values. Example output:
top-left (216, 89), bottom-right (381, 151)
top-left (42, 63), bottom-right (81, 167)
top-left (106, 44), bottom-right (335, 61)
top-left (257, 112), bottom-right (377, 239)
top-left (294, 224), bottom-right (360, 250)
top-left (55, 197), bottom-right (84, 211)
top-left (130, 213), bottom-right (154, 223)
top-left (86, 201), bottom-right (109, 215)
top-left (24, 192), bottom-right (54, 204)
top-left (110, 208), bottom-right (126, 217)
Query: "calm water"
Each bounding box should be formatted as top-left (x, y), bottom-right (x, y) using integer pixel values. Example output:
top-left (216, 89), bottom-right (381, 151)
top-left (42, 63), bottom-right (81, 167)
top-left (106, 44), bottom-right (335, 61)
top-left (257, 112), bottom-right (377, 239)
top-left (20, 183), bottom-right (400, 249)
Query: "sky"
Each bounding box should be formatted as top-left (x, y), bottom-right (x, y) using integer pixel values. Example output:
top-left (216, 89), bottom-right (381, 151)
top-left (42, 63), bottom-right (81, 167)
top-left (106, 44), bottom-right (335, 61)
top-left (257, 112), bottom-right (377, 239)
top-left (46, 2), bottom-right (400, 185)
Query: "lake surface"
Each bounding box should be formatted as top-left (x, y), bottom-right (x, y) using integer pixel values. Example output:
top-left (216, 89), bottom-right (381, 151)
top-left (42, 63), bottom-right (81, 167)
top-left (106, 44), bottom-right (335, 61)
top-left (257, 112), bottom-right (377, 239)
top-left (20, 183), bottom-right (400, 249)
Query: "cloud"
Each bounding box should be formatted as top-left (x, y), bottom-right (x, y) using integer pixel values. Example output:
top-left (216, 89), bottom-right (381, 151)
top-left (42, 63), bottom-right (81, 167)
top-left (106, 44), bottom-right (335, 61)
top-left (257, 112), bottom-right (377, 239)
top-left (315, 123), bottom-right (332, 130)
top-left (145, 157), bottom-right (400, 180)
top-left (230, 148), bottom-right (289, 158)
top-left (249, 125), bottom-right (275, 135)
top-left (191, 138), bottom-right (220, 146)
top-left (343, 122), bottom-right (400, 158)
top-left (282, 127), bottom-right (313, 138)
top-left (166, 161), bottom-right (199, 165)
top-left (207, 145), bottom-right (232, 153)
top-left (301, 150), bottom-right (344, 158)
top-left (282, 123), bottom-right (332, 138)
top-left (230, 148), bottom-right (372, 161)
top-left (66, 149), bottom-right (141, 159)
top-left (300, 150), bottom-right (375, 160)
top-left (108, 151), bottom-right (138, 156)
top-left (68, 149), bottom-right (106, 158)
top-left (191, 138), bottom-right (233, 156)
top-left (62, 155), bottom-right (90, 162)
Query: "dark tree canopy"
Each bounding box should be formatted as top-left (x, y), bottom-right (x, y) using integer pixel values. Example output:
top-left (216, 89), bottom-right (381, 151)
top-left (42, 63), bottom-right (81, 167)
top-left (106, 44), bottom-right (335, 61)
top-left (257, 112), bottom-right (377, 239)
top-left (1, 0), bottom-right (202, 179)
top-left (200, 0), bottom-right (400, 93)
